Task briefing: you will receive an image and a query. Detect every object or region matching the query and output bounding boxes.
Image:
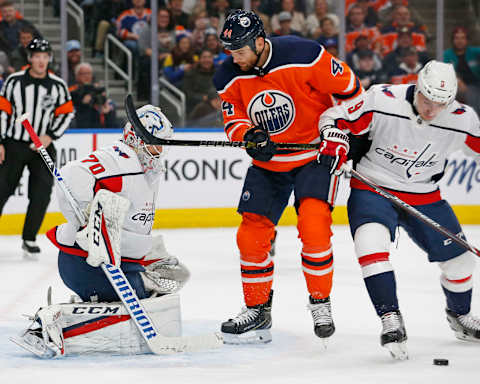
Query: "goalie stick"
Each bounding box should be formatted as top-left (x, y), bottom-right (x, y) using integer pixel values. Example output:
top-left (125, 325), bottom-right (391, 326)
top-left (124, 94), bottom-right (318, 151)
top-left (18, 114), bottom-right (223, 354)
top-left (342, 164), bottom-right (480, 257)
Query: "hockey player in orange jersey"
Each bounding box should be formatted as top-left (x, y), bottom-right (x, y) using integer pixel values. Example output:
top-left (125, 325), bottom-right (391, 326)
top-left (213, 10), bottom-right (363, 345)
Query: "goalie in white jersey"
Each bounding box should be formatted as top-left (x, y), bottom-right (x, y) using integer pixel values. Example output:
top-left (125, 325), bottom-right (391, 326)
top-left (320, 60), bottom-right (480, 360)
top-left (11, 105), bottom-right (190, 358)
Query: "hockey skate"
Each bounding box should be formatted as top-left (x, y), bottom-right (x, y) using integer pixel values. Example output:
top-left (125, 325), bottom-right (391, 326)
top-left (221, 291), bottom-right (273, 344)
top-left (22, 241), bottom-right (40, 260)
top-left (380, 311), bottom-right (408, 360)
top-left (10, 305), bottom-right (64, 359)
top-left (308, 296), bottom-right (335, 348)
top-left (446, 309), bottom-right (480, 342)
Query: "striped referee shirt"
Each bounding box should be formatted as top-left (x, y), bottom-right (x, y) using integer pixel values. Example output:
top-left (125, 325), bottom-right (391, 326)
top-left (0, 69), bottom-right (74, 144)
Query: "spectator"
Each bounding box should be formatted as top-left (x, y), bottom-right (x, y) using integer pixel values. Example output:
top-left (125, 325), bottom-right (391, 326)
top-left (137, 7), bottom-right (176, 100)
top-left (444, 27), bottom-right (480, 113)
top-left (66, 40), bottom-right (82, 86)
top-left (92, 0), bottom-right (127, 58)
top-left (191, 15), bottom-right (210, 53)
top-left (70, 63), bottom-right (117, 128)
top-left (354, 0), bottom-right (379, 27)
top-left (305, 0), bottom-right (339, 40)
top-left (0, 0), bottom-right (41, 52)
top-left (0, 0), bottom-right (22, 21)
top-left (378, 0), bottom-right (426, 31)
top-left (163, 33), bottom-right (198, 88)
top-left (116, 0), bottom-right (151, 55)
top-left (345, 4), bottom-right (380, 53)
top-left (182, 49), bottom-right (216, 113)
top-left (251, 0), bottom-right (272, 35)
top-left (388, 46), bottom-right (423, 84)
top-left (8, 25), bottom-right (35, 73)
top-left (355, 49), bottom-right (385, 89)
top-left (168, 0), bottom-right (190, 29)
top-left (270, 11), bottom-right (303, 37)
top-left (376, 5), bottom-right (427, 57)
top-left (382, 26), bottom-right (429, 74)
top-left (346, 34), bottom-right (382, 73)
top-left (208, 0), bottom-right (230, 34)
top-left (271, 0), bottom-right (307, 36)
top-left (316, 16), bottom-right (338, 50)
top-left (204, 27), bottom-right (228, 67)
top-left (188, 88), bottom-right (223, 127)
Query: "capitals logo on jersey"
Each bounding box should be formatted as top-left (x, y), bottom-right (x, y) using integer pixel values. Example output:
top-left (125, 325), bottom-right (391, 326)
top-left (247, 90), bottom-right (295, 135)
top-left (452, 106), bottom-right (466, 115)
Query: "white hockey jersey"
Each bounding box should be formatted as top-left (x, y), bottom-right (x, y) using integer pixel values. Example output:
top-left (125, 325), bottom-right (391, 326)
top-left (47, 141), bottom-right (159, 260)
top-left (319, 84), bottom-right (480, 198)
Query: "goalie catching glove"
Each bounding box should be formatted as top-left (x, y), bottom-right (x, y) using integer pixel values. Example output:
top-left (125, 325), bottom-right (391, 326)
top-left (140, 235), bottom-right (190, 295)
top-left (86, 189), bottom-right (130, 268)
top-left (317, 126), bottom-right (350, 175)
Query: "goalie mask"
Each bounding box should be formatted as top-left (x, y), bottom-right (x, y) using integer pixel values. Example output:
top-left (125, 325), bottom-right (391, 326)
top-left (122, 105), bottom-right (173, 173)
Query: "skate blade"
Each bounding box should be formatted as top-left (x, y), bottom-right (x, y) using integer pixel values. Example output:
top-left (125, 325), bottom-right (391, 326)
top-left (454, 331), bottom-right (480, 343)
top-left (384, 341), bottom-right (408, 361)
top-left (9, 336), bottom-right (55, 359)
top-left (222, 329), bottom-right (272, 345)
top-left (23, 251), bottom-right (39, 261)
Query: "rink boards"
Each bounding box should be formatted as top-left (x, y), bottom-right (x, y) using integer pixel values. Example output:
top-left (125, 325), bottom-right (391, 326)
top-left (0, 129), bottom-right (479, 234)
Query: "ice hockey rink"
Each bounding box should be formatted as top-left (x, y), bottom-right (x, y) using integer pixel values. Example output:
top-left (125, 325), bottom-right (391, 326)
top-left (1, 225), bottom-right (479, 384)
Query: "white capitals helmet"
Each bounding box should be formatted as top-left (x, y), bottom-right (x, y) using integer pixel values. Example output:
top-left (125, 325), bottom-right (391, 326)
top-left (415, 60), bottom-right (457, 105)
top-left (122, 105), bottom-right (173, 173)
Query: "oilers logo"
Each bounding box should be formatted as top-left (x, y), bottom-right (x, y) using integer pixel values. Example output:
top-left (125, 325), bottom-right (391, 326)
top-left (247, 90), bottom-right (295, 135)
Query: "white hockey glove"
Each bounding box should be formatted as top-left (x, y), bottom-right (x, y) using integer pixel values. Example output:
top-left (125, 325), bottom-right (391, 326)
top-left (86, 189), bottom-right (130, 268)
top-left (141, 235), bottom-right (190, 295)
top-left (317, 126), bottom-right (350, 175)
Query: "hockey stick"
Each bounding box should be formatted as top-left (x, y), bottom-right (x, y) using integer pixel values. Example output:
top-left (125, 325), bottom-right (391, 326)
top-left (125, 94), bottom-right (318, 151)
top-left (342, 164), bottom-right (480, 257)
top-left (18, 114), bottom-right (223, 354)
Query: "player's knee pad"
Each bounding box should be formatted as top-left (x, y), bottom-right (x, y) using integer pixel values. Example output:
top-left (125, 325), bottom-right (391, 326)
top-left (237, 212), bottom-right (275, 261)
top-left (439, 252), bottom-right (476, 292)
top-left (354, 223), bottom-right (392, 278)
top-left (297, 198), bottom-right (332, 251)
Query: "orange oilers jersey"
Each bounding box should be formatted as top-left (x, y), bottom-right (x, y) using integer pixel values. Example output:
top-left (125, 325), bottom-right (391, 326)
top-left (213, 36), bottom-right (363, 172)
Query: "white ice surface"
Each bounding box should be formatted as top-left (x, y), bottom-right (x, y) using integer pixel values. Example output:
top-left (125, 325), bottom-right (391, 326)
top-left (1, 225), bottom-right (480, 384)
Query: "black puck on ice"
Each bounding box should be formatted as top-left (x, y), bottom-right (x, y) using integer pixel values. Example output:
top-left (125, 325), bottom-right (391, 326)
top-left (433, 359), bottom-right (449, 366)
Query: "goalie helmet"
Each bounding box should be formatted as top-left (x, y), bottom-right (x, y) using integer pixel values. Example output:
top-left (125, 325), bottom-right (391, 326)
top-left (415, 60), bottom-right (457, 105)
top-left (122, 105), bottom-right (173, 173)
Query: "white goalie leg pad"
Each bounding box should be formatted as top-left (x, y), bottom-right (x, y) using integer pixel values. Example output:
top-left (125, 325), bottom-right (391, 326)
top-left (63, 294), bottom-right (181, 355)
top-left (141, 235), bottom-right (190, 295)
top-left (439, 251), bottom-right (476, 292)
top-left (354, 223), bottom-right (393, 279)
top-left (86, 189), bottom-right (130, 268)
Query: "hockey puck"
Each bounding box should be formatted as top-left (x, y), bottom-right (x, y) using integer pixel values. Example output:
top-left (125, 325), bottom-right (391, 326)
top-left (433, 359), bottom-right (449, 366)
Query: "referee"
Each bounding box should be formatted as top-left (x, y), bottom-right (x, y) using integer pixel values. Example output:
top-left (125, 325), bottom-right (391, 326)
top-left (0, 38), bottom-right (74, 259)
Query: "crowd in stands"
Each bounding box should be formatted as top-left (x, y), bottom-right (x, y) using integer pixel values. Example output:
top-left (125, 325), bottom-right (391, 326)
top-left (0, 0), bottom-right (480, 128)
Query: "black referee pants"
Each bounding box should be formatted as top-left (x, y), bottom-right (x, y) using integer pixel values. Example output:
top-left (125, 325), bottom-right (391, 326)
top-left (0, 140), bottom-right (56, 241)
